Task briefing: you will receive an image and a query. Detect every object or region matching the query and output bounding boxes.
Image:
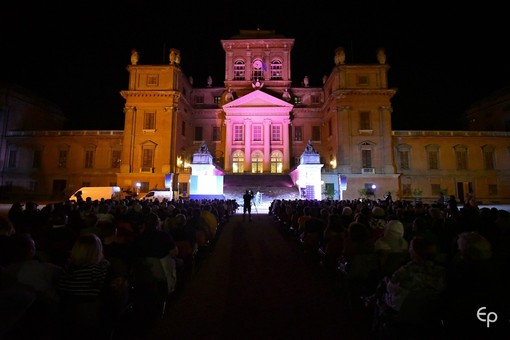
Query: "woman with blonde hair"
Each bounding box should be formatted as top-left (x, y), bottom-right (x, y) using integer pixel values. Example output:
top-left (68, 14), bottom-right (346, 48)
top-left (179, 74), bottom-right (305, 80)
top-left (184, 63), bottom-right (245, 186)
top-left (57, 233), bottom-right (114, 339)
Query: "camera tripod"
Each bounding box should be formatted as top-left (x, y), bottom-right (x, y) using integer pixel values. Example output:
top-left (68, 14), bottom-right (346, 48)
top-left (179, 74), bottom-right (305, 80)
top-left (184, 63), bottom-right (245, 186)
top-left (251, 199), bottom-right (258, 214)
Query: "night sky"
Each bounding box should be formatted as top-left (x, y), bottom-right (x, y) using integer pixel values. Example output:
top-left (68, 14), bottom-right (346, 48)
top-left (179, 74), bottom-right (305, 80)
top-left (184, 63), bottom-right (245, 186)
top-left (2, 1), bottom-right (509, 131)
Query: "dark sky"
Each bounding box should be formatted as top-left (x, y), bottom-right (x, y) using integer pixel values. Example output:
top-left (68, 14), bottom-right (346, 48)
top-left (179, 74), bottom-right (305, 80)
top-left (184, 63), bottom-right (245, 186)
top-left (2, 1), bottom-right (509, 131)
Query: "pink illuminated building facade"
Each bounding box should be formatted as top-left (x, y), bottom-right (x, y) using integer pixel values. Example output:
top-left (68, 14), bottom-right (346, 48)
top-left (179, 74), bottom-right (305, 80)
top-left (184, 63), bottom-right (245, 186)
top-left (1, 30), bottom-right (510, 204)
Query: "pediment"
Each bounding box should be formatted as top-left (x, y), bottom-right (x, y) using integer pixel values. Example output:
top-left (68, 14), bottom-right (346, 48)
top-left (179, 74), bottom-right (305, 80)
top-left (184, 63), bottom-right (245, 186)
top-left (223, 90), bottom-right (293, 109)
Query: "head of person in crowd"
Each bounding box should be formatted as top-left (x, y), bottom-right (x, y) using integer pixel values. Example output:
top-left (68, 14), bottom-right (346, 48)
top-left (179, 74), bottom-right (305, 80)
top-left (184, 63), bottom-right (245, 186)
top-left (456, 231), bottom-right (492, 261)
top-left (69, 233), bottom-right (105, 266)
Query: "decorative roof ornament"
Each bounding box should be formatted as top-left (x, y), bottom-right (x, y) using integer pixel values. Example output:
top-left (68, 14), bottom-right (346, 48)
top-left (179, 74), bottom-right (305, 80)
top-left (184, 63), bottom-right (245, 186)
top-left (334, 47), bottom-right (346, 65)
top-left (252, 78), bottom-right (264, 89)
top-left (377, 48), bottom-right (386, 65)
top-left (130, 49), bottom-right (139, 65)
top-left (282, 88), bottom-right (291, 101)
top-left (225, 87), bottom-right (234, 101)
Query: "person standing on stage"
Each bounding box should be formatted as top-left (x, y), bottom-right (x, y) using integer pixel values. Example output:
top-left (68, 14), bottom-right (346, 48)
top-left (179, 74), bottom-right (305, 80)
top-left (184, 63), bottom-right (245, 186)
top-left (243, 190), bottom-right (254, 222)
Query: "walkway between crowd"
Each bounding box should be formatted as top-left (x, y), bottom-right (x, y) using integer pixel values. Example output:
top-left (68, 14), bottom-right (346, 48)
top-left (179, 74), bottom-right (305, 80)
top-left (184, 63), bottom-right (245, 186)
top-left (116, 211), bottom-right (374, 339)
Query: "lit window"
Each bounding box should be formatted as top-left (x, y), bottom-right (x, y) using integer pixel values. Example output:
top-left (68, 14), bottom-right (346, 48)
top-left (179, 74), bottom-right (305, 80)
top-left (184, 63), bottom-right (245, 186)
top-left (252, 125), bottom-right (262, 142)
top-left (233, 60), bottom-right (245, 80)
top-left (270, 59), bottom-right (282, 80)
top-left (234, 125), bottom-right (244, 142)
top-left (271, 125), bottom-right (281, 142)
top-left (271, 151), bottom-right (283, 173)
top-left (251, 151), bottom-right (263, 173)
top-left (232, 150), bottom-right (244, 173)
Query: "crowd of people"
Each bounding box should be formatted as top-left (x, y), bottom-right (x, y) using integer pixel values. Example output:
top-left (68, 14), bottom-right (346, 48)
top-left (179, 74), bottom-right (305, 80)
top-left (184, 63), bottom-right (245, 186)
top-left (0, 197), bottom-right (238, 339)
top-left (269, 196), bottom-right (510, 338)
top-left (2, 193), bottom-right (510, 338)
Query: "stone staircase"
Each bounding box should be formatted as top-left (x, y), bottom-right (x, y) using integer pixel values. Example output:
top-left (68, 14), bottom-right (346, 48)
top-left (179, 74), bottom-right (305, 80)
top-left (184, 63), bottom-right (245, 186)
top-left (223, 174), bottom-right (300, 209)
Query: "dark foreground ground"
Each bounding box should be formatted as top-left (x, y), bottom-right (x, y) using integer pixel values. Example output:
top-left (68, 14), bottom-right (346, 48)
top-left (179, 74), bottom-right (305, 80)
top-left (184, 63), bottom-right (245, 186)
top-left (113, 212), bottom-right (376, 340)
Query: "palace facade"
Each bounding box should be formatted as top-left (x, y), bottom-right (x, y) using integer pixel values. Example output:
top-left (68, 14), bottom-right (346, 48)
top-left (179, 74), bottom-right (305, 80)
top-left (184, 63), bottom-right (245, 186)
top-left (1, 30), bottom-right (510, 203)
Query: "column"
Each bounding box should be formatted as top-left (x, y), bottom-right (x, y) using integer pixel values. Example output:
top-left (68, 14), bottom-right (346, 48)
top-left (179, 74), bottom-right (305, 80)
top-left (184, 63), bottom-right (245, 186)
top-left (282, 118), bottom-right (290, 171)
top-left (244, 119), bottom-right (252, 173)
top-left (224, 119), bottom-right (232, 172)
top-left (263, 119), bottom-right (271, 171)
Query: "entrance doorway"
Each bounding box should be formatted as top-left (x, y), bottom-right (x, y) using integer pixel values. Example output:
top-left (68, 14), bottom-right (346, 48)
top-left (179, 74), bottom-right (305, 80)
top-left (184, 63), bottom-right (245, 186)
top-left (456, 181), bottom-right (473, 204)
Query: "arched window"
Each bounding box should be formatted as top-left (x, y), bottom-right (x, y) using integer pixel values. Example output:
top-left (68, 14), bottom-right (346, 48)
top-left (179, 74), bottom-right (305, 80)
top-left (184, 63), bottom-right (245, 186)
top-left (270, 59), bottom-right (282, 80)
top-left (251, 58), bottom-right (264, 80)
top-left (270, 150), bottom-right (283, 173)
top-left (233, 59), bottom-right (245, 80)
top-left (251, 151), bottom-right (263, 173)
top-left (232, 150), bottom-right (244, 173)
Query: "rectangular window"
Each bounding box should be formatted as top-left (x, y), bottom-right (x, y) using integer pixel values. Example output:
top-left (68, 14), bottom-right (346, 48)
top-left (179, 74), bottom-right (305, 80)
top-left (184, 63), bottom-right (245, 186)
top-left (360, 111), bottom-right (371, 130)
top-left (431, 184), bottom-right (441, 196)
top-left (234, 125), bottom-right (244, 142)
top-left (142, 149), bottom-right (154, 169)
top-left (428, 151), bottom-right (439, 170)
top-left (143, 111), bottom-right (155, 130)
top-left (293, 97), bottom-right (301, 105)
top-left (181, 121), bottom-right (186, 136)
top-left (111, 150), bottom-right (121, 168)
top-left (8, 150), bottom-right (16, 168)
top-left (311, 95), bottom-right (320, 104)
top-left (29, 181), bottom-right (37, 192)
top-left (456, 150), bottom-right (468, 170)
top-left (195, 96), bottom-right (204, 104)
top-left (362, 150), bottom-right (372, 168)
top-left (311, 126), bottom-right (321, 141)
top-left (214, 96), bottom-right (221, 104)
top-left (399, 150), bottom-right (410, 169)
top-left (488, 184), bottom-right (498, 195)
top-left (252, 125), bottom-right (262, 141)
top-left (194, 126), bottom-right (203, 141)
top-left (58, 150), bottom-right (68, 168)
top-left (33, 149), bottom-right (42, 168)
top-left (147, 74), bottom-right (159, 86)
top-left (403, 184), bottom-right (411, 196)
top-left (212, 126), bottom-right (221, 141)
top-left (294, 126), bottom-right (303, 141)
top-left (271, 125), bottom-right (281, 142)
top-left (484, 150), bottom-right (495, 170)
top-left (84, 150), bottom-right (94, 168)
top-left (357, 75), bottom-right (369, 85)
